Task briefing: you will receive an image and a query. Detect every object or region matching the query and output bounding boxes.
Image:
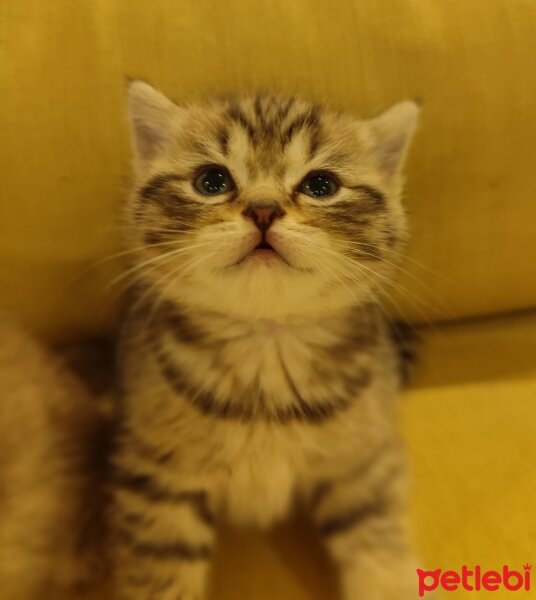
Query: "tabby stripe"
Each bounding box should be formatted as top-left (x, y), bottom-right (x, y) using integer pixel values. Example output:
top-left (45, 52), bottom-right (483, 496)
top-left (159, 301), bottom-right (207, 345)
top-left (308, 124), bottom-right (322, 159)
top-left (115, 468), bottom-right (190, 501)
top-left (217, 126), bottom-right (229, 156)
top-left (135, 173), bottom-right (196, 222)
top-left (341, 369), bottom-right (372, 396)
top-left (138, 174), bottom-right (186, 201)
top-left (384, 231), bottom-right (396, 248)
top-left (276, 394), bottom-right (352, 423)
top-left (309, 481), bottom-right (332, 512)
top-left (316, 463), bottom-right (402, 537)
top-left (123, 428), bottom-right (175, 464)
top-left (348, 184), bottom-right (386, 209)
top-left (155, 342), bottom-right (362, 424)
top-left (389, 320), bottom-right (418, 384)
top-left (254, 95), bottom-right (268, 131)
top-left (275, 344), bottom-right (361, 422)
top-left (227, 105), bottom-right (256, 140)
top-left (308, 305), bottom-right (380, 360)
top-left (119, 529), bottom-right (212, 561)
top-left (121, 511), bottom-right (154, 528)
top-left (310, 439), bottom-right (392, 511)
top-left (282, 110), bottom-right (320, 146)
top-left (144, 230), bottom-right (166, 245)
top-left (319, 497), bottom-right (387, 537)
top-left (132, 540), bottom-right (212, 561)
top-left (115, 469), bottom-right (209, 508)
top-left (155, 348), bottom-right (252, 420)
top-left (277, 96), bottom-right (296, 123)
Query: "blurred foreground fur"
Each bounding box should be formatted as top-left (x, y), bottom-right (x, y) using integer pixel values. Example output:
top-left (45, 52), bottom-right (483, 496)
top-left (0, 312), bottom-right (109, 600)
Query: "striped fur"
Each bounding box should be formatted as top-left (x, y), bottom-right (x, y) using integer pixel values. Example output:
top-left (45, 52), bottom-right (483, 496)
top-left (111, 81), bottom-right (421, 599)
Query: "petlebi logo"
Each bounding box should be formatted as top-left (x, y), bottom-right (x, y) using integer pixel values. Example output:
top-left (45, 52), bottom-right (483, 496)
top-left (417, 564), bottom-right (532, 596)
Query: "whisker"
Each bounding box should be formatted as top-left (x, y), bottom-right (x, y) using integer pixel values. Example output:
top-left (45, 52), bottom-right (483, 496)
top-left (305, 251), bottom-right (363, 306)
top-left (338, 254), bottom-right (436, 325)
top-left (329, 240), bottom-right (454, 320)
top-left (299, 239), bottom-right (436, 327)
top-left (104, 241), bottom-right (217, 295)
top-left (332, 240), bottom-right (450, 296)
top-left (144, 251), bottom-right (217, 322)
top-left (333, 238), bottom-right (456, 285)
top-left (300, 243), bottom-right (385, 315)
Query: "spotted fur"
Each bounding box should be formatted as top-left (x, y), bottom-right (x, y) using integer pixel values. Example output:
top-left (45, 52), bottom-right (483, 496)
top-left (111, 81), bottom-right (421, 599)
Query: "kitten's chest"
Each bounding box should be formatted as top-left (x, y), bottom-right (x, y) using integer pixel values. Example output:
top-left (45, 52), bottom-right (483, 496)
top-left (215, 423), bottom-right (307, 527)
top-left (205, 333), bottom-right (312, 526)
top-left (221, 329), bottom-right (310, 395)
top-left (201, 321), bottom-right (373, 416)
top-left (195, 319), bottom-right (344, 403)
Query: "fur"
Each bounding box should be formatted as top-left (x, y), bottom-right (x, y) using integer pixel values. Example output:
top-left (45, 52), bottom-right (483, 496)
top-left (110, 82), bottom-right (421, 599)
top-left (0, 313), bottom-right (107, 600)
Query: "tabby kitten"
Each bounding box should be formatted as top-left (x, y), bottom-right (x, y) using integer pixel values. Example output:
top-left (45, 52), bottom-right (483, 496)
top-left (111, 81), bottom-right (420, 600)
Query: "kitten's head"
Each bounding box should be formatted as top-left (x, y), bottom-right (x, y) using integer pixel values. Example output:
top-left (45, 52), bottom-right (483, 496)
top-left (125, 81), bottom-right (418, 320)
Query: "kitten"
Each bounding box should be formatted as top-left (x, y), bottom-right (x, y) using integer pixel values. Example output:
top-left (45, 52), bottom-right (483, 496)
top-left (0, 312), bottom-right (106, 600)
top-left (110, 81), bottom-right (420, 600)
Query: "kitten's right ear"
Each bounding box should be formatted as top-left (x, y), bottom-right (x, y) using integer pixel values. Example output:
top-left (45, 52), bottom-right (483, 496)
top-left (127, 80), bottom-right (180, 171)
top-left (367, 100), bottom-right (420, 182)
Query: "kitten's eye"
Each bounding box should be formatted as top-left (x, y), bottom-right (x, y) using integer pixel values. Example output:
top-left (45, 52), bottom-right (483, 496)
top-left (298, 172), bottom-right (339, 198)
top-left (194, 167), bottom-right (235, 195)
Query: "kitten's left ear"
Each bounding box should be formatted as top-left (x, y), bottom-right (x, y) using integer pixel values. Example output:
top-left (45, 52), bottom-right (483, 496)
top-left (127, 80), bottom-right (182, 172)
top-left (367, 100), bottom-right (420, 180)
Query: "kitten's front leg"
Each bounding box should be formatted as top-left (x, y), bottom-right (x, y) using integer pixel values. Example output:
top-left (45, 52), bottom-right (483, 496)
top-left (310, 451), bottom-right (418, 600)
top-left (109, 447), bottom-right (215, 600)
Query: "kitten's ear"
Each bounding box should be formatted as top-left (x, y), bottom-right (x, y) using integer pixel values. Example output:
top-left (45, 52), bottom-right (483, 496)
top-left (127, 80), bottom-right (180, 171)
top-left (367, 100), bottom-right (420, 180)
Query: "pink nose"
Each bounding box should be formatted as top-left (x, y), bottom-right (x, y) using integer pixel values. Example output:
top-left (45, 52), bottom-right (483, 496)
top-left (242, 203), bottom-right (286, 232)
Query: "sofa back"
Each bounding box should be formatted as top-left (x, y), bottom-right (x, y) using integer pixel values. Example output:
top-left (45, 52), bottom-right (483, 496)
top-left (1, 0), bottom-right (535, 339)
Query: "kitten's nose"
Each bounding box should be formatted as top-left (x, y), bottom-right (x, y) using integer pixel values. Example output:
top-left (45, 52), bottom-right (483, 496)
top-left (242, 203), bottom-right (286, 232)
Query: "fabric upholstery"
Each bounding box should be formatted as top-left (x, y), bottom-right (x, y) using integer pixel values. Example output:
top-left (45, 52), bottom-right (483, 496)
top-left (1, 0), bottom-right (536, 339)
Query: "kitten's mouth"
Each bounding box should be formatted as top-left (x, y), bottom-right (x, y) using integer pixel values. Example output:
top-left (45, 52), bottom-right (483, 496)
top-left (254, 239), bottom-right (274, 251)
top-left (249, 238), bottom-right (284, 262)
top-left (235, 234), bottom-right (290, 267)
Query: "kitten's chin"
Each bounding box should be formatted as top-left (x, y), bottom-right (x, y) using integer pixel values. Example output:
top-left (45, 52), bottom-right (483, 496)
top-left (164, 268), bottom-right (368, 322)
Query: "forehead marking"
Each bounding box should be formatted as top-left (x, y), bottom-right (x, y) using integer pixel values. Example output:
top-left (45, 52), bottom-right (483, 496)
top-left (226, 104), bottom-right (256, 141)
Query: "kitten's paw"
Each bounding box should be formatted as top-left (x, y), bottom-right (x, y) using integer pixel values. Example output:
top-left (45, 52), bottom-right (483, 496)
top-left (341, 558), bottom-right (420, 600)
top-left (114, 573), bottom-right (208, 600)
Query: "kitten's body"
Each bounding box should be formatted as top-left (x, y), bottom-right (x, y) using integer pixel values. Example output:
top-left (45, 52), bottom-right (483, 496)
top-left (119, 302), bottom-right (399, 522)
top-left (111, 84), bottom-right (421, 599)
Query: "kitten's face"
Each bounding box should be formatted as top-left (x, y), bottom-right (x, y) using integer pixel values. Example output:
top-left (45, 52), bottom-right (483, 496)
top-left (126, 83), bottom-right (418, 320)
